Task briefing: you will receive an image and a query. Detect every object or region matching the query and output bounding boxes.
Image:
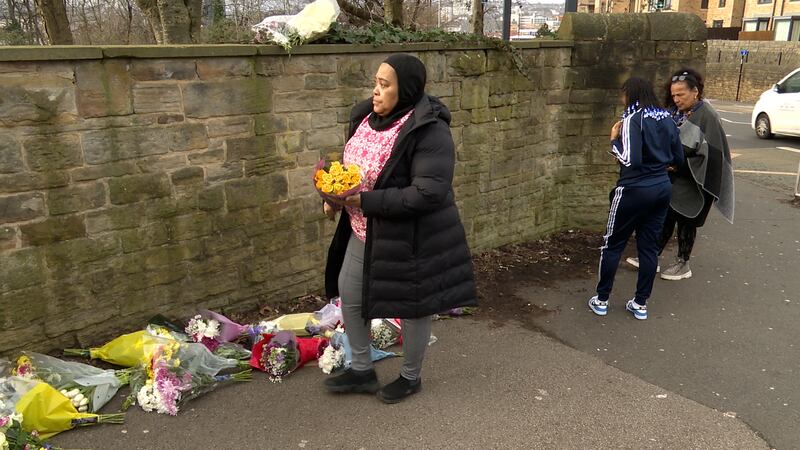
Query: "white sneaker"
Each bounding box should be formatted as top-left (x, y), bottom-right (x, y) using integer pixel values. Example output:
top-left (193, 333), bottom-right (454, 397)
top-left (625, 257), bottom-right (660, 273)
top-left (660, 258), bottom-right (692, 281)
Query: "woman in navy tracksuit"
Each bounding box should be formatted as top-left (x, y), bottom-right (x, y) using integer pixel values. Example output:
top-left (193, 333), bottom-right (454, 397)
top-left (588, 77), bottom-right (684, 320)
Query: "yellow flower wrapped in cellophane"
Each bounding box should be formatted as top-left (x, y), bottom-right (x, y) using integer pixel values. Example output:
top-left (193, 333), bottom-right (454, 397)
top-left (313, 160), bottom-right (362, 202)
top-left (63, 330), bottom-right (175, 368)
top-left (1, 376), bottom-right (124, 439)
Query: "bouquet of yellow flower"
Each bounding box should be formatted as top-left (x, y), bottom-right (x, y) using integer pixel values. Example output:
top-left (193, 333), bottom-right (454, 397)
top-left (313, 160), bottom-right (363, 203)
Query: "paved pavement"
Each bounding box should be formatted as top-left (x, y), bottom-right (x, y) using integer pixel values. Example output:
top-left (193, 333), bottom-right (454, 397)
top-left (520, 178), bottom-right (800, 449)
top-left (708, 99), bottom-right (800, 197)
top-left (53, 318), bottom-right (767, 450)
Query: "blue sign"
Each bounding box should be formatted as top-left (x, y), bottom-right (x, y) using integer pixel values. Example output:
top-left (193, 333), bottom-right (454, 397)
top-left (740, 49), bottom-right (749, 56)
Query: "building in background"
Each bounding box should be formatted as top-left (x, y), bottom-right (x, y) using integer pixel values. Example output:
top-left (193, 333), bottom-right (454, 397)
top-left (742, 0), bottom-right (800, 40)
top-left (706, 0), bottom-right (747, 27)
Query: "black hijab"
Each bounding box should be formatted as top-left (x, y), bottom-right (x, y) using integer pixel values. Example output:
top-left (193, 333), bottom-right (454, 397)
top-left (368, 54), bottom-right (427, 131)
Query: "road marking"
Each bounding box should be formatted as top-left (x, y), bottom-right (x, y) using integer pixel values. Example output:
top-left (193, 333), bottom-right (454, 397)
top-left (734, 169), bottom-right (796, 176)
top-left (726, 134), bottom-right (732, 137)
top-left (731, 152), bottom-right (741, 159)
top-left (777, 146), bottom-right (800, 154)
top-left (721, 118), bottom-right (750, 125)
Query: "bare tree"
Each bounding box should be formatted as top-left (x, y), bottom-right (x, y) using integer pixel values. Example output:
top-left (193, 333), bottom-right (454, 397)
top-left (134, 0), bottom-right (202, 43)
top-left (470, 0), bottom-right (482, 34)
top-left (35, 0), bottom-right (75, 43)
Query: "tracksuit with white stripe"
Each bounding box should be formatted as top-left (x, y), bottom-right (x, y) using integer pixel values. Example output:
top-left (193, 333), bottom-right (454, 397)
top-left (597, 104), bottom-right (684, 306)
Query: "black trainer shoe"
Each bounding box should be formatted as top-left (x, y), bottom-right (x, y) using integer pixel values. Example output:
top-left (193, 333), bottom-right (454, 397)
top-left (324, 369), bottom-right (379, 394)
top-left (377, 376), bottom-right (422, 404)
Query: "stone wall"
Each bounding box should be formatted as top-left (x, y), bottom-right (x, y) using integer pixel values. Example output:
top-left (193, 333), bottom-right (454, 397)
top-left (0, 13), bottom-right (707, 355)
top-left (706, 40), bottom-right (800, 102)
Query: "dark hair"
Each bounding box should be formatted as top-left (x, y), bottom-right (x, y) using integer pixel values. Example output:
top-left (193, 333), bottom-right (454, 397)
top-left (621, 77), bottom-right (662, 109)
top-left (664, 67), bottom-right (704, 108)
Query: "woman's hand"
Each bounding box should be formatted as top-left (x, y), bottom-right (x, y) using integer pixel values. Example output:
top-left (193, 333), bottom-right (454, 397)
top-left (323, 202), bottom-right (337, 221)
top-left (667, 165), bottom-right (678, 173)
top-left (326, 194), bottom-right (362, 209)
top-left (610, 121), bottom-right (622, 142)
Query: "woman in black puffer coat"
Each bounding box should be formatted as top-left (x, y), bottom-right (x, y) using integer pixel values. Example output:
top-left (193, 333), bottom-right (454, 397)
top-left (322, 54), bottom-right (477, 404)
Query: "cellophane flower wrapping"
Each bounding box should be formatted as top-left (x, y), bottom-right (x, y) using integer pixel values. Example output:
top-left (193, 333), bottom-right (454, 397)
top-left (16, 353), bottom-right (121, 413)
top-left (199, 310), bottom-right (249, 343)
top-left (250, 332), bottom-right (327, 382)
top-left (129, 341), bottom-right (251, 416)
top-left (305, 301), bottom-right (342, 337)
top-left (251, 0), bottom-right (340, 50)
top-left (185, 315), bottom-right (222, 353)
top-left (328, 332), bottom-right (399, 371)
top-left (369, 319), bottom-right (403, 350)
top-left (313, 160), bottom-right (363, 205)
top-left (0, 376), bottom-right (123, 439)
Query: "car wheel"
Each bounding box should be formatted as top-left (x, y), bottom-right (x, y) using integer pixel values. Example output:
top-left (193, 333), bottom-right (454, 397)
top-left (755, 113), bottom-right (774, 139)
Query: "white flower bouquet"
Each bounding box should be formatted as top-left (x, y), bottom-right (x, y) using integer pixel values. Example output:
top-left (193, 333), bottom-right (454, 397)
top-left (252, 0), bottom-right (340, 51)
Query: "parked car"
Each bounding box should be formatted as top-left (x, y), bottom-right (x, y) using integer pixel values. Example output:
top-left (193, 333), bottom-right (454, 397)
top-left (752, 67), bottom-right (800, 139)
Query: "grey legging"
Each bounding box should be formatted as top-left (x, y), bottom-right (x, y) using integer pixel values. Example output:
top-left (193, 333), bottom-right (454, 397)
top-left (338, 234), bottom-right (432, 381)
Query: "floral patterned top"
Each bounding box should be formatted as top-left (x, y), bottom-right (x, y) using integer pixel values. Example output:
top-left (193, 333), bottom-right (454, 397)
top-left (342, 110), bottom-right (414, 242)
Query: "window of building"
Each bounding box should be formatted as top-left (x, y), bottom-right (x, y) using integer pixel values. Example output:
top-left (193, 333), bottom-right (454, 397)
top-left (718, 0), bottom-right (726, 6)
top-left (712, 20), bottom-right (724, 27)
top-left (744, 18), bottom-right (771, 30)
top-left (791, 18), bottom-right (800, 40)
top-left (701, 0), bottom-right (709, 8)
top-left (756, 0), bottom-right (771, 4)
top-left (775, 18), bottom-right (791, 40)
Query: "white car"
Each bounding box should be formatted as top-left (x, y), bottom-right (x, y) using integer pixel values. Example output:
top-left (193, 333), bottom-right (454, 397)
top-left (752, 67), bottom-right (800, 139)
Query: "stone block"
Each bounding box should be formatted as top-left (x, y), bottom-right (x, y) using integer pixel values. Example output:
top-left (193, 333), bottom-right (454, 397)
top-left (570, 89), bottom-right (607, 104)
top-left (337, 57), bottom-right (372, 88)
top-left (543, 48), bottom-right (571, 67)
top-left (120, 223), bottom-right (171, 253)
top-left (0, 226), bottom-right (16, 251)
top-left (171, 166), bottom-right (205, 186)
top-left (656, 42), bottom-right (692, 60)
top-left (198, 186), bottom-right (225, 211)
top-left (449, 51), bottom-right (487, 77)
top-left (604, 13), bottom-right (650, 41)
top-left (109, 174), bottom-right (171, 205)
top-left (557, 13), bottom-right (608, 40)
top-left (83, 123), bottom-right (207, 164)
top-left (23, 134), bottom-right (83, 171)
top-left (130, 59), bottom-right (197, 81)
top-left (255, 56), bottom-right (284, 77)
top-left (244, 155), bottom-right (295, 177)
top-left (206, 116), bottom-right (253, 138)
top-left (305, 74), bottom-right (337, 90)
top-left (225, 174), bottom-right (288, 211)
top-left (75, 60), bottom-right (133, 118)
top-left (649, 13), bottom-right (707, 42)
top-left (306, 128), bottom-right (344, 150)
top-left (0, 79), bottom-right (76, 124)
top-left (254, 114), bottom-right (289, 135)
top-left (133, 83), bottom-right (182, 113)
top-left (460, 79), bottom-right (489, 110)
top-left (284, 56), bottom-right (337, 74)
top-left (226, 135), bottom-right (277, 161)
top-left (273, 91), bottom-right (324, 113)
top-left (207, 162), bottom-right (243, 182)
top-left (20, 215), bottom-right (86, 246)
top-left (0, 138), bottom-right (23, 174)
top-left (573, 42), bottom-right (602, 66)
top-left (71, 162), bottom-right (138, 181)
top-left (137, 154), bottom-right (187, 174)
top-left (0, 192), bottom-right (45, 224)
top-left (196, 58), bottom-right (254, 79)
top-left (183, 78), bottom-right (272, 118)
top-left (0, 248), bottom-right (45, 293)
top-left (47, 182), bottom-right (106, 215)
top-left (277, 132), bottom-right (305, 154)
top-left (167, 213), bottom-right (214, 240)
top-left (287, 167), bottom-right (315, 197)
top-left (45, 235), bottom-right (120, 269)
top-left (157, 114), bottom-right (185, 124)
top-left (272, 75), bottom-right (306, 92)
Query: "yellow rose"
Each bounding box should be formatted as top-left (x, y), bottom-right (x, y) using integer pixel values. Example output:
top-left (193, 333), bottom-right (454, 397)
top-left (314, 169), bottom-right (326, 181)
top-left (320, 183), bottom-right (334, 194)
top-left (329, 166), bottom-right (343, 177)
top-left (350, 173), bottom-right (362, 185)
top-left (321, 173), bottom-right (333, 183)
top-left (347, 164), bottom-right (360, 174)
top-left (333, 183), bottom-right (345, 194)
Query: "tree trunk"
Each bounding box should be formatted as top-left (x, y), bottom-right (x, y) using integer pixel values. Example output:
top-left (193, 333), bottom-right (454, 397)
top-left (35, 0), bottom-right (74, 44)
top-left (156, 0), bottom-right (191, 43)
top-left (470, 0), bottom-right (483, 35)
top-left (187, 0), bottom-right (202, 40)
top-left (385, 0), bottom-right (403, 26)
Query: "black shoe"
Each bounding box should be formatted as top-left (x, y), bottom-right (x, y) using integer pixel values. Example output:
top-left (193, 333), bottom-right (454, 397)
top-left (377, 376), bottom-right (422, 404)
top-left (324, 369), bottom-right (379, 394)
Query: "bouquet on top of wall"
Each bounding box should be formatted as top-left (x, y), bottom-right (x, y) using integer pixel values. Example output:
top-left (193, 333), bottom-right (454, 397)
top-left (313, 160), bottom-right (363, 205)
top-left (251, 0), bottom-right (340, 51)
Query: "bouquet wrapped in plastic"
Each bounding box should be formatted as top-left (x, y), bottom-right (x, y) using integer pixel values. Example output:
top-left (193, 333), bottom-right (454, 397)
top-left (305, 300), bottom-right (342, 337)
top-left (370, 319), bottom-right (403, 350)
top-left (251, 0), bottom-right (340, 51)
top-left (313, 160), bottom-right (363, 205)
top-left (126, 341), bottom-right (251, 416)
top-left (319, 331), bottom-right (400, 374)
top-left (250, 332), bottom-right (327, 382)
top-left (63, 329), bottom-right (175, 368)
top-left (0, 376), bottom-right (123, 439)
top-left (14, 353), bottom-right (125, 413)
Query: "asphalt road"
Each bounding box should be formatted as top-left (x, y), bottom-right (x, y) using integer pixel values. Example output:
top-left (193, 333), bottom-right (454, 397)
top-left (708, 99), bottom-right (800, 197)
top-left (521, 178), bottom-right (800, 448)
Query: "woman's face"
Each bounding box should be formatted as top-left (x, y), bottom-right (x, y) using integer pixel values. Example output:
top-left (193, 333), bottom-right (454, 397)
top-left (373, 63), bottom-right (399, 117)
top-left (670, 81), bottom-right (699, 112)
